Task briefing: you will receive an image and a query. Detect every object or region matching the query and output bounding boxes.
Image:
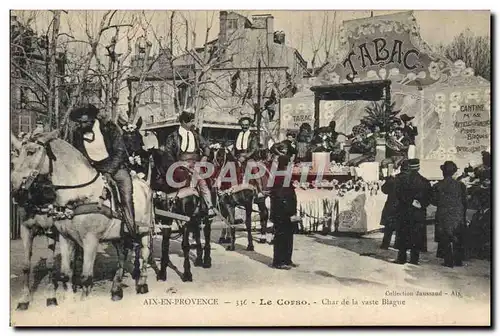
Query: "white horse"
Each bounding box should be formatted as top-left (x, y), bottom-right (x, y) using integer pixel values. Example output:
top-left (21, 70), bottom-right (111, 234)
top-left (11, 131), bottom-right (153, 305)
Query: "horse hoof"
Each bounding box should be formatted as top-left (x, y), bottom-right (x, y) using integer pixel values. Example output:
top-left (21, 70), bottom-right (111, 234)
top-left (157, 271), bottom-right (167, 282)
top-left (203, 258), bottom-right (212, 268)
top-left (182, 274), bottom-right (193, 282)
top-left (136, 284), bottom-right (149, 294)
top-left (246, 245), bottom-right (255, 251)
top-left (111, 289), bottom-right (123, 301)
top-left (258, 239), bottom-right (266, 244)
top-left (132, 270), bottom-right (140, 281)
top-left (194, 259), bottom-right (203, 267)
top-left (46, 298), bottom-right (58, 307)
top-left (16, 302), bottom-right (29, 311)
top-left (226, 245), bottom-right (235, 251)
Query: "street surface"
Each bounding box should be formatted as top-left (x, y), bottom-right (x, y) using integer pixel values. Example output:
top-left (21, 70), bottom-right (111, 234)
top-left (10, 222), bottom-right (490, 326)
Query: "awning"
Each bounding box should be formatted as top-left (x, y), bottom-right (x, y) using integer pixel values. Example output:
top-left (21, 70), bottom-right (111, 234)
top-left (310, 80), bottom-right (391, 101)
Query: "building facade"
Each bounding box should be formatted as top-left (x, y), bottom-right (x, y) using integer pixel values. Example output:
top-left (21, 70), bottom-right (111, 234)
top-left (127, 11), bottom-right (309, 146)
top-left (10, 15), bottom-right (67, 135)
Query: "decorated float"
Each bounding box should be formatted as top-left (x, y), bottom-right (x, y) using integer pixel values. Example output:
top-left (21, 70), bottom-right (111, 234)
top-left (278, 11), bottom-right (490, 180)
top-left (269, 11), bottom-right (490, 236)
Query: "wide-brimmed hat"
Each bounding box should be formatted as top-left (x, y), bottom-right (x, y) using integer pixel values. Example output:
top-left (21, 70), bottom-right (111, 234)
top-left (69, 104), bottom-right (99, 122)
top-left (400, 114), bottom-right (415, 122)
top-left (408, 158), bottom-right (420, 171)
top-left (238, 116), bottom-right (254, 125)
top-left (440, 161), bottom-right (458, 175)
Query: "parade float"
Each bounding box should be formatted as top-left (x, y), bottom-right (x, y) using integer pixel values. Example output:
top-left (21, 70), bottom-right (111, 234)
top-left (272, 11), bottom-right (490, 236)
top-left (278, 11), bottom-right (490, 180)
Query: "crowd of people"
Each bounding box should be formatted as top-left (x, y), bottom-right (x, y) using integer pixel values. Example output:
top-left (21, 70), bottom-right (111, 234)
top-left (267, 113), bottom-right (419, 170)
top-left (12, 104), bottom-right (491, 270)
top-left (379, 151), bottom-right (491, 267)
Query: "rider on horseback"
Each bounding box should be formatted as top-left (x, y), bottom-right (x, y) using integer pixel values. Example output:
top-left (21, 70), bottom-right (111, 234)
top-left (233, 116), bottom-right (265, 200)
top-left (163, 109), bottom-right (216, 218)
top-left (69, 104), bottom-right (138, 237)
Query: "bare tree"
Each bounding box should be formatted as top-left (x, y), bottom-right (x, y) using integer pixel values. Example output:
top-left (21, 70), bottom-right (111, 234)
top-left (437, 29), bottom-right (491, 81)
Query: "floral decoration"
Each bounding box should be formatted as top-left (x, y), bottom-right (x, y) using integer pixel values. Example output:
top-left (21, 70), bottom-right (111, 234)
top-left (449, 102), bottom-right (460, 113)
top-left (435, 93), bottom-right (446, 102)
top-left (435, 103), bottom-right (447, 114)
top-left (463, 68), bottom-right (475, 77)
top-left (450, 92), bottom-right (462, 102)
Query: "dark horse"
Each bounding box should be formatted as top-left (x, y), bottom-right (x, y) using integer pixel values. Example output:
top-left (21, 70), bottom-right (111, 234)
top-left (148, 149), bottom-right (213, 282)
top-left (121, 123), bottom-right (213, 281)
top-left (120, 117), bottom-right (151, 179)
top-left (208, 145), bottom-right (270, 251)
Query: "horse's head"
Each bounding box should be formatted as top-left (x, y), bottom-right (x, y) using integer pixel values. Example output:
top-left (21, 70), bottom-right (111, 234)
top-left (11, 130), bottom-right (58, 195)
top-left (121, 117), bottom-right (144, 155)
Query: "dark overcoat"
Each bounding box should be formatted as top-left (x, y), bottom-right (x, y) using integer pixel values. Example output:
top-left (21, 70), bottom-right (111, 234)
top-left (430, 177), bottom-right (467, 243)
top-left (380, 175), bottom-right (400, 230)
top-left (394, 170), bottom-right (431, 250)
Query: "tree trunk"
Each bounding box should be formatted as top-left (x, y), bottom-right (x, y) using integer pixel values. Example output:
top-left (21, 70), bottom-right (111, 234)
top-left (47, 10), bottom-right (60, 130)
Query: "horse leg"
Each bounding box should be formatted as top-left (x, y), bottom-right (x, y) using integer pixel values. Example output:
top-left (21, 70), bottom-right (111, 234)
top-left (257, 201), bottom-right (272, 244)
top-left (202, 217), bottom-right (212, 268)
top-left (226, 205), bottom-right (236, 251)
top-left (257, 200), bottom-right (267, 244)
top-left (110, 240), bottom-right (125, 301)
top-left (80, 233), bottom-right (99, 299)
top-left (136, 234), bottom-right (150, 294)
top-left (16, 225), bottom-right (34, 311)
top-left (193, 219), bottom-right (203, 267)
top-left (45, 235), bottom-right (58, 307)
top-left (58, 234), bottom-right (76, 298)
top-left (245, 204), bottom-right (255, 251)
top-left (158, 221), bottom-right (171, 282)
top-left (182, 224), bottom-right (193, 282)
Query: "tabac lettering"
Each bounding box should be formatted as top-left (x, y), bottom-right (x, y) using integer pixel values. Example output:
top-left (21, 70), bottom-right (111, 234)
top-left (342, 38), bottom-right (421, 76)
top-left (389, 40), bottom-right (403, 64)
top-left (343, 50), bottom-right (358, 76)
top-left (373, 38), bottom-right (389, 62)
top-left (359, 43), bottom-right (376, 68)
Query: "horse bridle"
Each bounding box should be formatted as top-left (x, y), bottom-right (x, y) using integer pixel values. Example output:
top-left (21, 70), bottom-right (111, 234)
top-left (19, 139), bottom-right (100, 191)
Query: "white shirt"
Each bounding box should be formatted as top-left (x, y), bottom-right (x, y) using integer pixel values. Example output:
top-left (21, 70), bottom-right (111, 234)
top-left (178, 126), bottom-right (196, 153)
top-left (83, 120), bottom-right (110, 162)
top-left (236, 130), bottom-right (251, 151)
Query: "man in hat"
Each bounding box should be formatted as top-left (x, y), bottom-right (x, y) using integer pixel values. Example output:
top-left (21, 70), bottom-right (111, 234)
top-left (346, 128), bottom-right (377, 167)
top-left (385, 127), bottom-right (410, 168)
top-left (400, 114), bottom-right (418, 159)
top-left (393, 158), bottom-right (431, 265)
top-left (163, 109), bottom-right (216, 217)
top-left (69, 103), bottom-right (138, 236)
top-left (233, 116), bottom-right (265, 199)
top-left (430, 161), bottom-right (467, 267)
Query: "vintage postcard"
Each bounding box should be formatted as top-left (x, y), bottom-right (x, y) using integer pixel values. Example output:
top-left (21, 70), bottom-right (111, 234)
top-left (9, 9), bottom-right (491, 326)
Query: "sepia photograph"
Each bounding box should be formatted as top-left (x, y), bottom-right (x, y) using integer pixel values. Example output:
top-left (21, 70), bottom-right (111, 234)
top-left (8, 8), bottom-right (491, 326)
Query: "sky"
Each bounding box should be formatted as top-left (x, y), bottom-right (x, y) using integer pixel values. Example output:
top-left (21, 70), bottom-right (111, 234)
top-left (13, 10), bottom-right (491, 67)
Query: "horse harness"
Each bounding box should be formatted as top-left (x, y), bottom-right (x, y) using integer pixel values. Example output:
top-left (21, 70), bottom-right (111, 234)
top-left (18, 138), bottom-right (119, 222)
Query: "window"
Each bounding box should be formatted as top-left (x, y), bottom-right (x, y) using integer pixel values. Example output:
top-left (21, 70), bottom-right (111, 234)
top-left (177, 84), bottom-right (192, 109)
top-left (149, 86), bottom-right (155, 103)
top-left (19, 113), bottom-right (31, 134)
top-left (227, 19), bottom-right (238, 30)
top-left (150, 115), bottom-right (154, 123)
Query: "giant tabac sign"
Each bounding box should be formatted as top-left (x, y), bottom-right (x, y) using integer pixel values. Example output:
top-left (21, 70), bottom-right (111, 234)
top-left (319, 11), bottom-right (456, 87)
top-left (283, 11), bottom-right (491, 162)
